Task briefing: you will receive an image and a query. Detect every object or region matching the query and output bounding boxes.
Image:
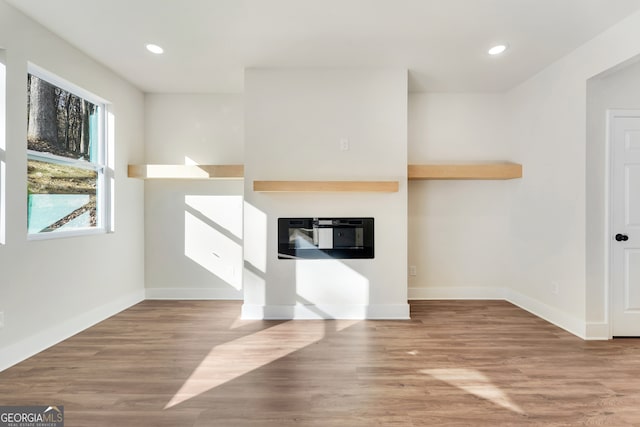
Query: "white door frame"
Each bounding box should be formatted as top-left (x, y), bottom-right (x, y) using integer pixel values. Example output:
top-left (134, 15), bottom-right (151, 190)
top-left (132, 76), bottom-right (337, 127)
top-left (606, 109), bottom-right (640, 338)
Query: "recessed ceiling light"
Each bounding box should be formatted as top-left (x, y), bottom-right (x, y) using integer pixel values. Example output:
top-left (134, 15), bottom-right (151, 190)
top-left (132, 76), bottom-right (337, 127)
top-left (146, 44), bottom-right (164, 54)
top-left (488, 44), bottom-right (508, 56)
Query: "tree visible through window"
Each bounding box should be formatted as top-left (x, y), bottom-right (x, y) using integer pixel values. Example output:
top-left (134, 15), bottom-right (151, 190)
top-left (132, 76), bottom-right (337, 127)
top-left (27, 70), bottom-right (106, 236)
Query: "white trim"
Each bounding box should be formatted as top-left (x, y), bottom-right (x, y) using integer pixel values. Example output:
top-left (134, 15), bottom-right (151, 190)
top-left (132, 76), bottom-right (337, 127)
top-left (409, 286), bottom-right (595, 340)
top-left (241, 303), bottom-right (410, 320)
top-left (27, 227), bottom-right (107, 241)
top-left (26, 63), bottom-right (111, 240)
top-left (241, 304), bottom-right (266, 319)
top-left (366, 304), bottom-right (411, 319)
top-left (145, 287), bottom-right (243, 300)
top-left (0, 289), bottom-right (144, 372)
top-left (606, 109), bottom-right (640, 338)
top-left (28, 62), bottom-right (109, 106)
top-left (408, 286), bottom-right (505, 300)
top-left (97, 105), bottom-right (109, 232)
top-left (586, 322), bottom-right (610, 340)
top-left (504, 288), bottom-right (586, 339)
top-left (605, 109), bottom-right (614, 339)
top-left (242, 288), bottom-right (589, 337)
top-left (0, 50), bottom-right (5, 245)
top-left (27, 150), bottom-right (102, 171)
top-left (0, 159), bottom-right (4, 246)
top-left (0, 282), bottom-right (606, 373)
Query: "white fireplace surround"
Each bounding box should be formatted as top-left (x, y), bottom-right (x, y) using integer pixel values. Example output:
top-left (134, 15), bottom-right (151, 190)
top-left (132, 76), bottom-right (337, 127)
top-left (241, 68), bottom-right (409, 320)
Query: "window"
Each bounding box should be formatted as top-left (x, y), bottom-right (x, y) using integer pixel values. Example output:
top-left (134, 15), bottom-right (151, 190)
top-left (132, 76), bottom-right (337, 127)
top-left (27, 65), bottom-right (109, 238)
top-left (0, 50), bottom-right (5, 244)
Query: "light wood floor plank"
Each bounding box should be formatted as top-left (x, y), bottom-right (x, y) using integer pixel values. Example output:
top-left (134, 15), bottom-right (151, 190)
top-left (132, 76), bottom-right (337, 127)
top-left (1, 300), bottom-right (640, 426)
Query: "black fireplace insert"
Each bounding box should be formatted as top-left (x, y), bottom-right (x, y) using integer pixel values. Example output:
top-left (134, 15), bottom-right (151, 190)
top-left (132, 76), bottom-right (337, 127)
top-left (278, 217), bottom-right (374, 259)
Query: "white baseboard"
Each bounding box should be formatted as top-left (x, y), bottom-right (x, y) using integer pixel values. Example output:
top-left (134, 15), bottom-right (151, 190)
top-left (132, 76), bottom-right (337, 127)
top-left (241, 303), bottom-right (410, 320)
top-left (367, 304), bottom-right (411, 319)
top-left (408, 286), bottom-right (505, 300)
top-left (409, 286), bottom-right (595, 340)
top-left (503, 288), bottom-right (586, 339)
top-left (145, 287), bottom-right (242, 300)
top-left (585, 322), bottom-right (610, 340)
top-left (0, 282), bottom-right (604, 373)
top-left (0, 289), bottom-right (145, 372)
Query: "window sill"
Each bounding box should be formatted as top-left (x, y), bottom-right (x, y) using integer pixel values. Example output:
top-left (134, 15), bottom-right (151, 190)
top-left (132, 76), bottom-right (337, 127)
top-left (27, 227), bottom-right (108, 241)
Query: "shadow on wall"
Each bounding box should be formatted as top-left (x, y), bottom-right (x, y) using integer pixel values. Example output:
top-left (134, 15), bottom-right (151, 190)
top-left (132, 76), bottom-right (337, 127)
top-left (296, 260), bottom-right (370, 317)
top-left (184, 195), bottom-right (243, 290)
top-left (243, 201), bottom-right (268, 302)
top-left (242, 201), bottom-right (371, 318)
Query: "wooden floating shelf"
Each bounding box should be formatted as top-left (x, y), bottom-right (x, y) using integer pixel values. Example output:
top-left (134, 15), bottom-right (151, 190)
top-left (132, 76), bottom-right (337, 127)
top-left (128, 162), bottom-right (522, 181)
top-left (253, 180), bottom-right (399, 193)
top-left (408, 162), bottom-right (522, 180)
top-left (128, 164), bottom-right (244, 179)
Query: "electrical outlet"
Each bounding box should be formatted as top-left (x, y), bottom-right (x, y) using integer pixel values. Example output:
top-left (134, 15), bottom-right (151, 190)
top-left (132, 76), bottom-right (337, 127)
top-left (339, 138), bottom-right (349, 151)
top-left (551, 282), bottom-right (559, 295)
top-left (409, 266), bottom-right (417, 276)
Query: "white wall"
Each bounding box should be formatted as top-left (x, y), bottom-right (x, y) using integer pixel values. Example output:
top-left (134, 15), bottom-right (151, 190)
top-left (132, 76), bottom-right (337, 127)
top-left (143, 94), bottom-right (244, 299)
top-left (407, 10), bottom-right (640, 339)
top-left (408, 93), bottom-right (517, 298)
top-left (144, 94), bottom-right (243, 165)
top-left (586, 59), bottom-right (640, 337)
top-left (0, 0), bottom-right (145, 370)
top-left (506, 9), bottom-right (640, 338)
top-left (0, 1), bottom-right (636, 362)
top-left (243, 68), bottom-right (409, 319)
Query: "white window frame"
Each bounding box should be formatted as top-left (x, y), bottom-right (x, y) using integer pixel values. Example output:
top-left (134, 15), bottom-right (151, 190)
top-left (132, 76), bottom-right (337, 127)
top-left (27, 63), bottom-right (111, 240)
top-left (0, 50), bottom-right (6, 245)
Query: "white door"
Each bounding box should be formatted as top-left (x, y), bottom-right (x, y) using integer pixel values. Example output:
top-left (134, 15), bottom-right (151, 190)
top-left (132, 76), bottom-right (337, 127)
top-left (611, 110), bottom-right (640, 336)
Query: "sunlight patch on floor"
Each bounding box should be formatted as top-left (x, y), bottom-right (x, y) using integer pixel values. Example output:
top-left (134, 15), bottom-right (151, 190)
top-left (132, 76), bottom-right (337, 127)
top-left (166, 319), bottom-right (357, 409)
top-left (421, 368), bottom-right (525, 415)
top-left (333, 319), bottom-right (360, 332)
top-left (228, 316), bottom-right (257, 330)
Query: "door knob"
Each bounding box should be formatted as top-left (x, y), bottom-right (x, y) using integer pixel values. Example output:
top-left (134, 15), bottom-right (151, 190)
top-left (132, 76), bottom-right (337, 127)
top-left (615, 233), bottom-right (629, 242)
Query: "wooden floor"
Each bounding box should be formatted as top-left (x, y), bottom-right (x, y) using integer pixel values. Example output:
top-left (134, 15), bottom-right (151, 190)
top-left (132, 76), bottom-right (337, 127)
top-left (2, 300), bottom-right (640, 426)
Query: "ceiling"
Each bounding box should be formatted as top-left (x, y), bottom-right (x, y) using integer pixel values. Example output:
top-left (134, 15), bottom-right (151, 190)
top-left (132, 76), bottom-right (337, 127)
top-left (6, 0), bottom-right (640, 93)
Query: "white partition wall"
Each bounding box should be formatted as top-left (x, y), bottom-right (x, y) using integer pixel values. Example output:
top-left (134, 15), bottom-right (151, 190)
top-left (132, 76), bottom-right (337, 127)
top-left (242, 68), bottom-right (409, 319)
top-left (143, 94), bottom-right (244, 300)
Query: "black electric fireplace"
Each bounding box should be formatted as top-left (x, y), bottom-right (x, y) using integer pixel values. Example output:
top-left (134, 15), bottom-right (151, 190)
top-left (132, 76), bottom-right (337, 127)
top-left (278, 217), bottom-right (374, 259)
